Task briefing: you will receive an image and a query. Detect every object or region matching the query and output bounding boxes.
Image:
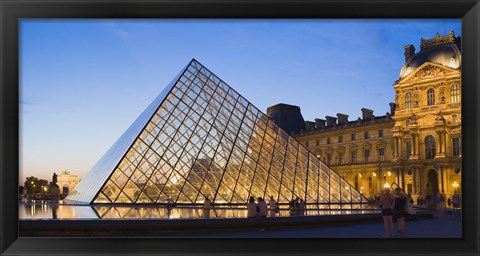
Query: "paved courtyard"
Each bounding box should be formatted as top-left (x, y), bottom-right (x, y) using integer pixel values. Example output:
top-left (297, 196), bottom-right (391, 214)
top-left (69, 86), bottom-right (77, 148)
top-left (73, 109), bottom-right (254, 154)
top-left (190, 214), bottom-right (462, 238)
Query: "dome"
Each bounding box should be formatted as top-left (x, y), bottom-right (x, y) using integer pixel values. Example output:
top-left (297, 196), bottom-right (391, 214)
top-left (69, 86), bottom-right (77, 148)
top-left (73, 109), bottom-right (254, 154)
top-left (399, 43), bottom-right (461, 79)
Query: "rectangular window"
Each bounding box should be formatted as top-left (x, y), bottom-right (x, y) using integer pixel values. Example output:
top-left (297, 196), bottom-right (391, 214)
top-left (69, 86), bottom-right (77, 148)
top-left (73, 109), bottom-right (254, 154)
top-left (338, 152), bottom-right (344, 165)
top-left (453, 137), bottom-right (460, 156)
top-left (338, 135), bottom-right (343, 143)
top-left (378, 130), bottom-right (383, 138)
top-left (364, 149), bottom-right (370, 163)
top-left (451, 84), bottom-right (460, 103)
top-left (327, 138), bottom-right (331, 144)
top-left (364, 131), bottom-right (369, 139)
top-left (351, 133), bottom-right (355, 141)
top-left (379, 148), bottom-right (385, 162)
top-left (327, 154), bottom-right (332, 165)
top-left (316, 139), bottom-right (320, 146)
top-left (406, 141), bottom-right (412, 159)
top-left (351, 150), bottom-right (357, 164)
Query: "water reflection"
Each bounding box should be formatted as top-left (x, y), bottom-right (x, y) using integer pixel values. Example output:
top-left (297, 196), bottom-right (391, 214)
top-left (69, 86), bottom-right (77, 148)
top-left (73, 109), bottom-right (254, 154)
top-left (19, 201), bottom-right (98, 219)
top-left (20, 202), bottom-right (379, 220)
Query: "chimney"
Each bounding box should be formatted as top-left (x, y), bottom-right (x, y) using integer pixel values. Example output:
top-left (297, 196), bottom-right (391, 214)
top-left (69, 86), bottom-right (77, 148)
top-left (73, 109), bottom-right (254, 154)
top-left (404, 45), bottom-right (415, 61)
top-left (389, 102), bottom-right (396, 116)
top-left (315, 118), bottom-right (326, 129)
top-left (325, 116), bottom-right (337, 127)
top-left (336, 113), bottom-right (349, 125)
top-left (361, 108), bottom-right (374, 121)
top-left (305, 121), bottom-right (315, 132)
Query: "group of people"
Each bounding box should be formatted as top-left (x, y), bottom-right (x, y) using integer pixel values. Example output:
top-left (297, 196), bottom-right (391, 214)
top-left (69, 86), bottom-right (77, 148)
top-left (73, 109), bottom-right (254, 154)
top-left (247, 196), bottom-right (279, 218)
top-left (379, 187), bottom-right (412, 238)
top-left (288, 197), bottom-right (306, 216)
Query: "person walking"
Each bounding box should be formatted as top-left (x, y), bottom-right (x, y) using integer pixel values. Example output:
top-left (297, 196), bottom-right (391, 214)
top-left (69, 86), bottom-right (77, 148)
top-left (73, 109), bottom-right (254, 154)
top-left (268, 196), bottom-right (277, 217)
top-left (289, 199), bottom-right (296, 216)
top-left (203, 196), bottom-right (211, 218)
top-left (452, 193), bottom-right (460, 215)
top-left (379, 188), bottom-right (395, 238)
top-left (393, 188), bottom-right (407, 234)
top-left (258, 197), bottom-right (268, 217)
top-left (298, 199), bottom-right (306, 216)
top-left (247, 196), bottom-right (258, 218)
top-left (294, 197), bottom-right (300, 215)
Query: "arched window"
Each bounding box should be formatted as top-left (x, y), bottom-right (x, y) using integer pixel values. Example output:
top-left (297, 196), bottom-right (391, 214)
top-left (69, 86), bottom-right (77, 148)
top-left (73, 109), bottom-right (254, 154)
top-left (425, 136), bottom-right (436, 159)
top-left (405, 92), bottom-right (412, 109)
top-left (427, 88), bottom-right (435, 106)
top-left (451, 84), bottom-right (460, 103)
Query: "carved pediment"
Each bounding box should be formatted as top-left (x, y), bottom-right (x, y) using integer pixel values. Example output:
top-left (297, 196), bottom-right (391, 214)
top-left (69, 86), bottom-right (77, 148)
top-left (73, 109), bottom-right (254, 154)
top-left (413, 65), bottom-right (444, 79)
top-left (400, 62), bottom-right (459, 83)
top-left (421, 114), bottom-right (436, 126)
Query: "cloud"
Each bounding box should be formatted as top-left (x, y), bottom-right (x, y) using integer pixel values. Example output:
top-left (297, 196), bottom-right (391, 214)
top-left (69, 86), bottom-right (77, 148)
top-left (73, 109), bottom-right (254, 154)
top-left (103, 20), bottom-right (129, 42)
top-left (20, 98), bottom-right (43, 105)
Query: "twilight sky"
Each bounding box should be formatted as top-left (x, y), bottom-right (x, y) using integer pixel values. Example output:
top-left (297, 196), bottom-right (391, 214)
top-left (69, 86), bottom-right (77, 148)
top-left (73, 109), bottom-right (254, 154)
top-left (19, 19), bottom-right (461, 184)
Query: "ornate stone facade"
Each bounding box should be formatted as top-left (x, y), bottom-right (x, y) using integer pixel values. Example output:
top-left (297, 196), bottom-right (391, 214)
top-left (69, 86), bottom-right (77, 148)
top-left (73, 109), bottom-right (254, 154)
top-left (293, 109), bottom-right (396, 199)
top-left (272, 32), bottom-right (462, 202)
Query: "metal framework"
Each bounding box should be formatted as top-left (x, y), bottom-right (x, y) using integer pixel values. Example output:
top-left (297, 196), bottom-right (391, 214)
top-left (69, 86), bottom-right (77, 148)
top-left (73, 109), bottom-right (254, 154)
top-left (66, 59), bottom-right (368, 205)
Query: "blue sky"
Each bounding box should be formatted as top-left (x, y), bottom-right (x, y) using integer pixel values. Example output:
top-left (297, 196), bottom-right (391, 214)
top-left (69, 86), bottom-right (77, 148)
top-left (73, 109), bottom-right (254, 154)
top-left (19, 19), bottom-right (461, 184)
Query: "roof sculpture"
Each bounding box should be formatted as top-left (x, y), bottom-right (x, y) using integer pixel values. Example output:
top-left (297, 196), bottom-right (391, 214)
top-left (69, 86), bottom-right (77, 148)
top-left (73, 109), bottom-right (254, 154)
top-left (66, 59), bottom-right (368, 205)
top-left (399, 31), bottom-right (461, 79)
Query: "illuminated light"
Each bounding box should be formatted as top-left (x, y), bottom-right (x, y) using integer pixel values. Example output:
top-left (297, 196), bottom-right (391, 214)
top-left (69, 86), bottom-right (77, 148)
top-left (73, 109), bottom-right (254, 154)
top-left (387, 171), bottom-right (391, 176)
top-left (384, 182), bottom-right (390, 188)
top-left (358, 174), bottom-right (362, 177)
top-left (43, 187), bottom-right (47, 191)
top-left (373, 173), bottom-right (377, 177)
top-left (452, 181), bottom-right (459, 188)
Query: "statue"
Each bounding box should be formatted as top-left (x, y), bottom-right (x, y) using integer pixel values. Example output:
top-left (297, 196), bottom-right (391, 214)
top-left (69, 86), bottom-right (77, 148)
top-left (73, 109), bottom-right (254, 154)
top-left (413, 91), bottom-right (419, 106)
top-left (52, 172), bottom-right (58, 186)
top-left (50, 172), bottom-right (60, 196)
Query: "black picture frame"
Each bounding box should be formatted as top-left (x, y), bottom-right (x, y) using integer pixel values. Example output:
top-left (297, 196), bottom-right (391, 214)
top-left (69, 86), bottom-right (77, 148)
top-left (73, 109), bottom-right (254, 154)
top-left (1, 0), bottom-right (479, 255)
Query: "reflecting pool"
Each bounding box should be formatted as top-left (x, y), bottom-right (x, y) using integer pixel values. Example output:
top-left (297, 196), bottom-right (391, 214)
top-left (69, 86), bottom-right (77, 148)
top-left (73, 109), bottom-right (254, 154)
top-left (19, 201), bottom-right (380, 220)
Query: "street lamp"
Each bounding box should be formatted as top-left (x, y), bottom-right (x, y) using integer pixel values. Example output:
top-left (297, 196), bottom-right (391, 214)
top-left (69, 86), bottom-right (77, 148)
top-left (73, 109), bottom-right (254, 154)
top-left (452, 181), bottom-right (459, 193)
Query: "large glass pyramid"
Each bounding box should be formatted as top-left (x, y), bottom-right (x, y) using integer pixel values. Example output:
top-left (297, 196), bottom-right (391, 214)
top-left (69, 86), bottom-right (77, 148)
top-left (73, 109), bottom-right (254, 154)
top-left (66, 59), bottom-right (368, 205)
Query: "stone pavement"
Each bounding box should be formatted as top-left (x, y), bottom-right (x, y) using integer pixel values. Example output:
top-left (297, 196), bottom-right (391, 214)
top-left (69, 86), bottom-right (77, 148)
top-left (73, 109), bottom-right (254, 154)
top-left (190, 214), bottom-right (462, 238)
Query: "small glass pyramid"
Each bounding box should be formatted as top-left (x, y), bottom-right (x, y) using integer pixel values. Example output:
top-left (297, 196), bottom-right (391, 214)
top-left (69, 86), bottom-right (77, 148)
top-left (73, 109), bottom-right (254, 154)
top-left (66, 59), bottom-right (368, 205)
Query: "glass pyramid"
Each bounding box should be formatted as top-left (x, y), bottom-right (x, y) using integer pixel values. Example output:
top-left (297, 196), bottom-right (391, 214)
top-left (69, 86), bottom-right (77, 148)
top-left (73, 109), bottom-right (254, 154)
top-left (66, 59), bottom-right (368, 205)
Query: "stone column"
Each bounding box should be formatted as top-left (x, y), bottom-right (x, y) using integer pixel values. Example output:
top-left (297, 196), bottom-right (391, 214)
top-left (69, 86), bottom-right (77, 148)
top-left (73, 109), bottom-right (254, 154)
top-left (415, 135), bottom-right (420, 157)
top-left (440, 166), bottom-right (445, 193)
top-left (436, 131), bottom-right (441, 155)
top-left (412, 134), bottom-right (416, 157)
top-left (393, 137), bottom-right (397, 158)
top-left (412, 167), bottom-right (417, 194)
top-left (401, 168), bottom-right (405, 189)
top-left (443, 132), bottom-right (448, 156)
top-left (377, 172), bottom-right (382, 193)
top-left (418, 169), bottom-right (423, 196)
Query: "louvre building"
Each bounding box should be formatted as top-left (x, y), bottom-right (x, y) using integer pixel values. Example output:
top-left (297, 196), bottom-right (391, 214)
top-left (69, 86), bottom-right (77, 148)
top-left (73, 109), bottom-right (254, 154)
top-left (66, 59), bottom-right (367, 205)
